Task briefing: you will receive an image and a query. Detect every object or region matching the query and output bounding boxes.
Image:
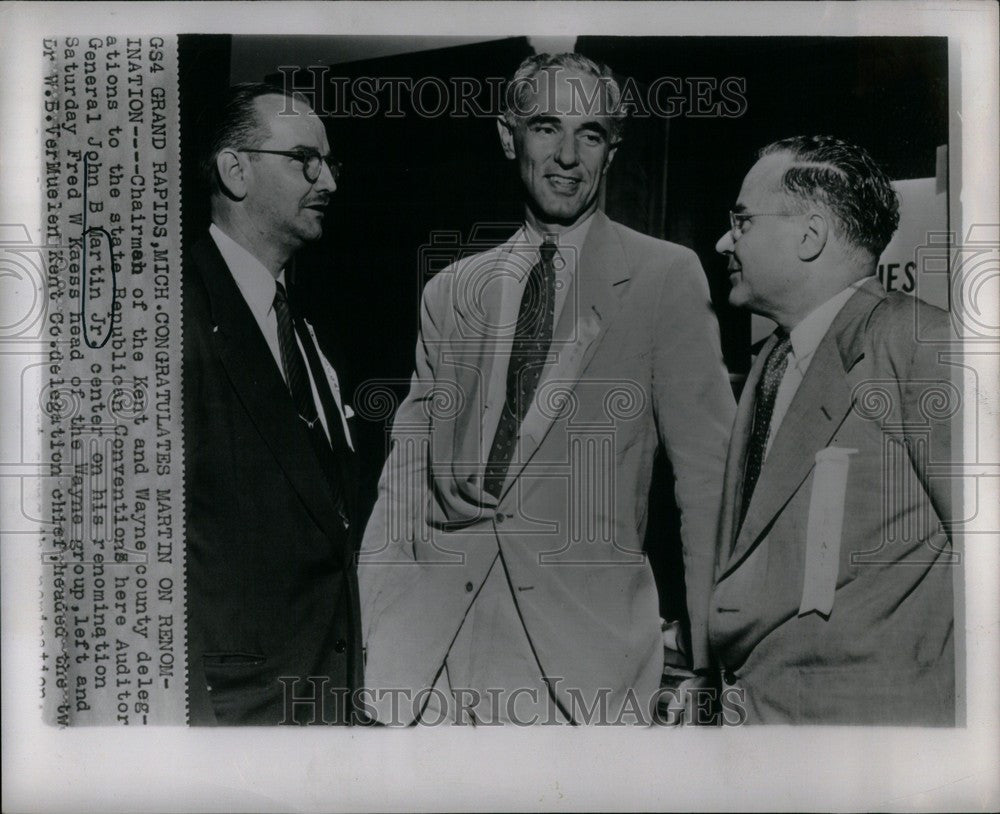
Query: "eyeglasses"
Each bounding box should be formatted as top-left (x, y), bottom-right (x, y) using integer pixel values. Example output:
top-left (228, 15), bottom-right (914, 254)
top-left (239, 148), bottom-right (342, 184)
top-left (728, 210), bottom-right (794, 239)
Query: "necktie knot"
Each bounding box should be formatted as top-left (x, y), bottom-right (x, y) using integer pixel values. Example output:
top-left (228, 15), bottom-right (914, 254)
top-left (273, 279), bottom-right (290, 310)
top-left (767, 329), bottom-right (793, 370)
top-left (540, 236), bottom-right (558, 267)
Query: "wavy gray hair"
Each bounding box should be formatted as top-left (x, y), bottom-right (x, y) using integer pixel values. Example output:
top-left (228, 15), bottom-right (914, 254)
top-left (502, 52), bottom-right (626, 145)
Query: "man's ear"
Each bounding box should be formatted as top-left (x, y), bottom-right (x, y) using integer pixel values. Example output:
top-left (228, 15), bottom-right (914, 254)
top-left (797, 211), bottom-right (828, 262)
top-left (602, 143), bottom-right (619, 175)
top-left (215, 149), bottom-right (248, 200)
top-left (496, 116), bottom-right (517, 160)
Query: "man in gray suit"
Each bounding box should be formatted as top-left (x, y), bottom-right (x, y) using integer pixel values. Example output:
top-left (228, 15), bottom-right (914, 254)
top-left (359, 53), bottom-right (734, 725)
top-left (709, 135), bottom-right (958, 724)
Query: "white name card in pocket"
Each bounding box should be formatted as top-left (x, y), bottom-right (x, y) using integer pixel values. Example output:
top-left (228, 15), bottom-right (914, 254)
top-left (800, 446), bottom-right (858, 617)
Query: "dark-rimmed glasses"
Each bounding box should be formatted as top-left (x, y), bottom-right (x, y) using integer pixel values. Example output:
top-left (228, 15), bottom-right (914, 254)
top-left (729, 210), bottom-right (795, 239)
top-left (239, 148), bottom-right (342, 184)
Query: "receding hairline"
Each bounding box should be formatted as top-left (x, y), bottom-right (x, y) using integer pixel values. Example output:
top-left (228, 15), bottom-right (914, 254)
top-left (245, 92), bottom-right (323, 146)
top-left (758, 144), bottom-right (853, 187)
top-left (745, 151), bottom-right (796, 198)
top-left (749, 151), bottom-right (846, 204)
top-left (507, 71), bottom-right (622, 135)
top-left (253, 91), bottom-right (318, 122)
top-left (503, 54), bottom-right (626, 143)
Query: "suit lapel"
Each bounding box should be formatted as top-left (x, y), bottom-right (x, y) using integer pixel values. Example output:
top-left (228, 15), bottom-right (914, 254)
top-left (447, 243), bottom-right (517, 493)
top-left (502, 212), bottom-right (631, 495)
top-left (719, 279), bottom-right (887, 578)
top-left (190, 237), bottom-right (342, 542)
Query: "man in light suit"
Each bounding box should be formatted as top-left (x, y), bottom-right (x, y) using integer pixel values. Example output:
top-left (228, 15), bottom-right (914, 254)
top-left (709, 135), bottom-right (959, 725)
top-left (359, 53), bottom-right (734, 725)
top-left (184, 84), bottom-right (361, 725)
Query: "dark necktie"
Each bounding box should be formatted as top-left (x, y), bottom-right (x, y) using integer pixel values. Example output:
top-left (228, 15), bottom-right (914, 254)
top-left (273, 281), bottom-right (351, 528)
top-left (274, 280), bottom-right (318, 428)
top-left (483, 238), bottom-right (558, 499)
top-left (739, 329), bottom-right (793, 528)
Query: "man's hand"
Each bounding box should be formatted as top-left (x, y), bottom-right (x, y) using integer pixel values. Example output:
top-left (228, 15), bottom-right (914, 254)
top-left (657, 618), bottom-right (717, 725)
top-left (657, 671), bottom-right (717, 725)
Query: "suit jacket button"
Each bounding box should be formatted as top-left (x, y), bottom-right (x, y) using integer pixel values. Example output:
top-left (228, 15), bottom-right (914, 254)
top-left (465, 582), bottom-right (474, 593)
top-left (334, 639), bottom-right (347, 654)
top-left (723, 670), bottom-right (737, 685)
top-left (496, 513), bottom-right (505, 523)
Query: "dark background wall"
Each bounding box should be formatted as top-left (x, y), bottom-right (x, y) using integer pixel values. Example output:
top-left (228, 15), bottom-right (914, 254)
top-left (179, 34), bottom-right (948, 630)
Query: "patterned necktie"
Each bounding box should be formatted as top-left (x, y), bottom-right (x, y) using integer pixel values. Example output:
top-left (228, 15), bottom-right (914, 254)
top-left (483, 237), bottom-right (558, 499)
top-left (739, 329), bottom-right (793, 528)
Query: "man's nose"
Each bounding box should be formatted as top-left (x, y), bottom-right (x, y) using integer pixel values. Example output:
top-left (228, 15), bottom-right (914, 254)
top-left (555, 132), bottom-right (579, 167)
top-left (314, 161), bottom-right (337, 194)
top-left (715, 229), bottom-right (735, 255)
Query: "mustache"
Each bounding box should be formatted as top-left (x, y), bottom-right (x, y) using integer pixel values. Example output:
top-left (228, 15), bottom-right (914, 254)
top-left (303, 196), bottom-right (331, 208)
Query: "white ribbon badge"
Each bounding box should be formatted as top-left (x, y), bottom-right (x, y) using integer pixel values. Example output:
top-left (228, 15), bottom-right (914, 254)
top-left (799, 446), bottom-right (857, 617)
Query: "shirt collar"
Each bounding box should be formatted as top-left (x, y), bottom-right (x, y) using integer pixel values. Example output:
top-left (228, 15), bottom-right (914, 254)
top-left (209, 223), bottom-right (286, 320)
top-left (788, 280), bottom-right (866, 364)
top-left (519, 211), bottom-right (596, 273)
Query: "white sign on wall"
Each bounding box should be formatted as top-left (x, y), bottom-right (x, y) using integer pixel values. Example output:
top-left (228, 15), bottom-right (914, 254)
top-left (876, 175), bottom-right (949, 310)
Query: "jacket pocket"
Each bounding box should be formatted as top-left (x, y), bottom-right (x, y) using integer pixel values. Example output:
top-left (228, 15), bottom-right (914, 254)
top-left (202, 651), bottom-right (266, 666)
top-left (201, 652), bottom-right (275, 724)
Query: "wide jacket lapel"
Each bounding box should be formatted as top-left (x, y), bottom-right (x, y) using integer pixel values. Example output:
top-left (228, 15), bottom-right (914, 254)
top-left (501, 212), bottom-right (631, 496)
top-left (191, 238), bottom-right (343, 542)
top-left (439, 242), bottom-right (518, 509)
top-left (719, 280), bottom-right (887, 578)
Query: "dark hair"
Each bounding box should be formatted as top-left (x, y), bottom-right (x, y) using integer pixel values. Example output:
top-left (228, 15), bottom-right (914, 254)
top-left (758, 135), bottom-right (900, 259)
top-left (502, 52), bottom-right (626, 145)
top-left (200, 82), bottom-right (313, 192)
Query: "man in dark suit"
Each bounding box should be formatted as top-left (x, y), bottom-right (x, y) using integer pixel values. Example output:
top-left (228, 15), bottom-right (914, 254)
top-left (709, 136), bottom-right (958, 724)
top-left (359, 53), bottom-right (734, 725)
top-left (184, 83), bottom-right (361, 725)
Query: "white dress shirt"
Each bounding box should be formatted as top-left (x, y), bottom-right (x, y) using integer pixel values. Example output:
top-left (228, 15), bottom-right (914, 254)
top-left (764, 280), bottom-right (866, 457)
top-left (522, 213), bottom-right (593, 328)
top-left (209, 223), bottom-right (353, 449)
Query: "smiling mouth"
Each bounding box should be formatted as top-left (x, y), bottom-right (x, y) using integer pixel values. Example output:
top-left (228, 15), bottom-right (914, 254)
top-left (545, 175), bottom-right (582, 193)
